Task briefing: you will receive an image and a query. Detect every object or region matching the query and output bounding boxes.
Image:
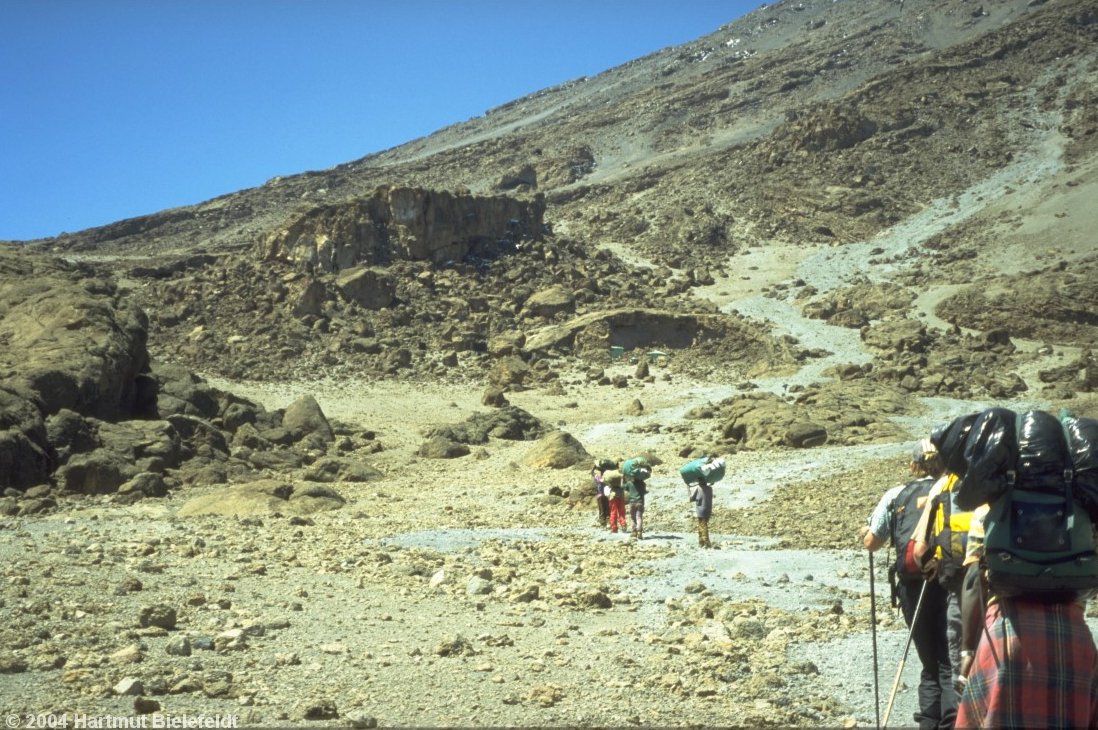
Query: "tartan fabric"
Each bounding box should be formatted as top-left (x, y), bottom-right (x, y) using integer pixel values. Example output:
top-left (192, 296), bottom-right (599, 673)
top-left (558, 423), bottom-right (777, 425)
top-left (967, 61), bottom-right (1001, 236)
top-left (957, 598), bottom-right (1098, 729)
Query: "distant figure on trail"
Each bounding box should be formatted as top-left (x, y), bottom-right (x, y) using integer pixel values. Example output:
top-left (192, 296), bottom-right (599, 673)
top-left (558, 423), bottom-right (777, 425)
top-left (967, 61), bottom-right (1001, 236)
top-left (602, 468), bottom-right (627, 534)
top-left (622, 456), bottom-right (652, 540)
top-left (591, 459), bottom-right (618, 528)
top-left (679, 455), bottom-right (726, 548)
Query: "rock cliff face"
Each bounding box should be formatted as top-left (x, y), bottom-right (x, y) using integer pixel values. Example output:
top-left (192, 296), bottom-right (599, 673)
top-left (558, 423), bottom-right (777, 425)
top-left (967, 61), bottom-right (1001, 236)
top-left (256, 187), bottom-right (546, 272)
top-left (0, 252), bottom-right (151, 422)
top-left (0, 247), bottom-right (382, 496)
top-left (0, 250), bottom-right (150, 488)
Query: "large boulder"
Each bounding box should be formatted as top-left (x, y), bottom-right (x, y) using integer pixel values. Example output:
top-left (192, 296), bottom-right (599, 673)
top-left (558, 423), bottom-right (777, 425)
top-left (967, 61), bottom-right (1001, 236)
top-left (54, 451), bottom-right (135, 494)
top-left (336, 267), bottom-right (395, 310)
top-left (0, 252), bottom-right (152, 489)
top-left (176, 480), bottom-right (345, 517)
top-left (152, 363), bottom-right (221, 419)
top-left (0, 254), bottom-right (150, 422)
top-left (522, 286), bottom-right (575, 320)
top-left (425, 406), bottom-right (545, 446)
top-left (860, 319), bottom-right (930, 354)
top-left (522, 431), bottom-right (589, 469)
top-left (417, 436), bottom-right (471, 460)
top-left (0, 389), bottom-right (52, 489)
top-left (281, 395), bottom-right (334, 444)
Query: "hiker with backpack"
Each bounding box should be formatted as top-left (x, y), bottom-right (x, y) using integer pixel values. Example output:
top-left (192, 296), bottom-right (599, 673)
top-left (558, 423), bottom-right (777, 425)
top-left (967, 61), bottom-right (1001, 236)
top-left (622, 456), bottom-right (652, 540)
top-left (859, 439), bottom-right (956, 730)
top-left (680, 455), bottom-right (727, 548)
top-left (601, 467), bottom-right (628, 534)
top-left (948, 408), bottom-right (1098, 728)
top-left (591, 458), bottom-right (618, 528)
top-left (910, 413), bottom-right (981, 696)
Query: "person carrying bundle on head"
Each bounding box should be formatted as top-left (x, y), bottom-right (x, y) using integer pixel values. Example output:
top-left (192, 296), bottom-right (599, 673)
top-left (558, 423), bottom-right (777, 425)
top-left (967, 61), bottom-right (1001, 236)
top-left (591, 458), bottom-right (618, 528)
top-left (679, 455), bottom-right (726, 548)
top-left (622, 456), bottom-right (652, 540)
top-left (601, 467), bottom-right (628, 534)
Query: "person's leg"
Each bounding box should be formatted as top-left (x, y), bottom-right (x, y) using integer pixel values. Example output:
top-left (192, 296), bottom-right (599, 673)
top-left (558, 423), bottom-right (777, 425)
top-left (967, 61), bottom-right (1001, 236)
top-left (612, 497), bottom-right (626, 531)
top-left (899, 579), bottom-right (950, 729)
top-left (696, 487), bottom-right (713, 547)
top-left (928, 582), bottom-right (957, 729)
top-left (945, 584), bottom-right (962, 689)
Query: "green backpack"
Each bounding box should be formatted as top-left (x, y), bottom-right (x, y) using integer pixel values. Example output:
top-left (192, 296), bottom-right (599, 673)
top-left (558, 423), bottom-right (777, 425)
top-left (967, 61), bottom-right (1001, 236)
top-left (984, 490), bottom-right (1098, 600)
top-left (979, 410), bottom-right (1098, 600)
top-left (622, 457), bottom-right (652, 482)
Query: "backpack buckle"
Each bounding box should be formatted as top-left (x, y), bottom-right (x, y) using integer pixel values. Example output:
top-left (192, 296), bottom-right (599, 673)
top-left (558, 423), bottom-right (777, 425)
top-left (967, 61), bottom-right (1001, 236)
top-left (1006, 469), bottom-right (1017, 487)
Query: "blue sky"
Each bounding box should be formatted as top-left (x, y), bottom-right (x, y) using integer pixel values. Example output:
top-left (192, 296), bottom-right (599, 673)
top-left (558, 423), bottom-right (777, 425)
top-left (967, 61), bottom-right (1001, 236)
top-left (1, 1), bottom-right (765, 241)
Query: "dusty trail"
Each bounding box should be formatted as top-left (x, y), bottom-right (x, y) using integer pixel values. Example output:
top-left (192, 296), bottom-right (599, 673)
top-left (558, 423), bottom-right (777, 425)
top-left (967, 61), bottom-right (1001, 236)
top-left (572, 127), bottom-right (1078, 724)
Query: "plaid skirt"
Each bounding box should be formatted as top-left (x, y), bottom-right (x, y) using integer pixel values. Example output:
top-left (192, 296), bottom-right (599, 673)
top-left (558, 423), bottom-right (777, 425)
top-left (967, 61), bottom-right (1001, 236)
top-left (957, 598), bottom-right (1098, 729)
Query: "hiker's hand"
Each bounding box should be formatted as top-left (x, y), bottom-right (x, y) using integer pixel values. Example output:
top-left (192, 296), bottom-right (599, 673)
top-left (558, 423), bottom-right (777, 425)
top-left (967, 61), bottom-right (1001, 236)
top-left (921, 557), bottom-right (939, 582)
top-left (956, 651), bottom-right (975, 695)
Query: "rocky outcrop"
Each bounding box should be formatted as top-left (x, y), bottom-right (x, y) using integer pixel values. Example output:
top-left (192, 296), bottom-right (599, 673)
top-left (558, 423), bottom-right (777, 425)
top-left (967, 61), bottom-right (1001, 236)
top-left (0, 253), bottom-right (150, 423)
top-left (420, 406), bottom-right (546, 458)
top-left (257, 187), bottom-right (545, 272)
top-left (0, 252), bottom-right (151, 488)
top-left (522, 431), bottom-right (589, 469)
top-left (700, 382), bottom-right (912, 451)
top-left (802, 282), bottom-right (916, 328)
top-left (336, 267), bottom-right (396, 310)
top-left (175, 479), bottom-right (346, 517)
top-left (522, 308), bottom-right (802, 379)
top-left (0, 249), bottom-right (382, 499)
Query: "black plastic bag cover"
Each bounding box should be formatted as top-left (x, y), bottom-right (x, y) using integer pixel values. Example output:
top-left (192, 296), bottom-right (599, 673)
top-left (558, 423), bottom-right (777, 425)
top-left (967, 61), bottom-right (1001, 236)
top-left (1065, 415), bottom-right (1098, 520)
top-left (931, 412), bottom-right (979, 478)
top-left (1015, 409), bottom-right (1070, 491)
top-left (955, 407), bottom-right (1017, 510)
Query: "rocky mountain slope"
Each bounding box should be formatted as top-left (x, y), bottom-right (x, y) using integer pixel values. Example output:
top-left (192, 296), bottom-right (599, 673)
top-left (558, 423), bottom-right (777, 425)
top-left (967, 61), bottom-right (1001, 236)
top-left (3, 0), bottom-right (1098, 727)
top-left (13, 0), bottom-right (1097, 391)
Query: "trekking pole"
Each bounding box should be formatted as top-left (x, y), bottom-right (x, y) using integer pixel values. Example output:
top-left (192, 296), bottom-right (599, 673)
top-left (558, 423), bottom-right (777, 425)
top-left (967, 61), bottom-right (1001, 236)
top-left (882, 577), bottom-right (929, 728)
top-left (869, 550), bottom-right (881, 730)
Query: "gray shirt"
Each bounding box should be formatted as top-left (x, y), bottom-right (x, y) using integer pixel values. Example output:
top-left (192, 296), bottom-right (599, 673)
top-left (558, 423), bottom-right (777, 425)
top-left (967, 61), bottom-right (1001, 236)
top-left (867, 483), bottom-right (907, 542)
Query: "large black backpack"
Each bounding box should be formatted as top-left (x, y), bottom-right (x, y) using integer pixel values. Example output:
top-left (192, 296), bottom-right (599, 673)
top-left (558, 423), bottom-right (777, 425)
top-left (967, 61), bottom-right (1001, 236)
top-left (964, 409), bottom-right (1098, 600)
top-left (890, 476), bottom-right (937, 580)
